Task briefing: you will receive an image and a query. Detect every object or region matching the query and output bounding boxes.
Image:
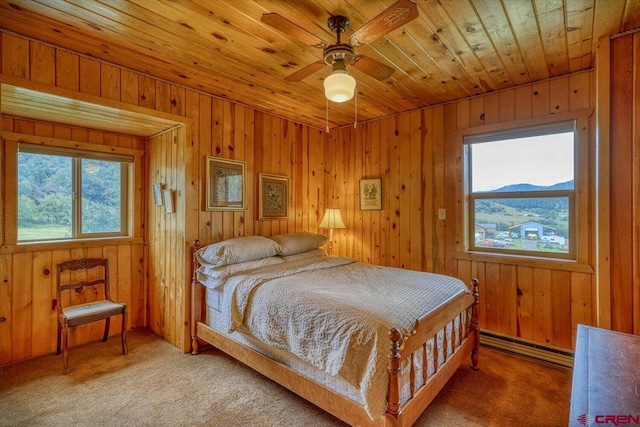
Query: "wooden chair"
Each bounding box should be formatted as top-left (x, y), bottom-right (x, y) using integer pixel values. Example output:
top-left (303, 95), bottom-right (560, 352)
top-left (55, 258), bottom-right (128, 374)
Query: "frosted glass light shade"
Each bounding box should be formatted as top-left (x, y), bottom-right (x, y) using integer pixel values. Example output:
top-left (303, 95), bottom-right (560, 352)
top-left (319, 208), bottom-right (346, 229)
top-left (323, 70), bottom-right (356, 103)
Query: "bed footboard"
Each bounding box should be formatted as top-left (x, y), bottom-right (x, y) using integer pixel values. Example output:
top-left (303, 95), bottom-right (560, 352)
top-left (385, 278), bottom-right (479, 426)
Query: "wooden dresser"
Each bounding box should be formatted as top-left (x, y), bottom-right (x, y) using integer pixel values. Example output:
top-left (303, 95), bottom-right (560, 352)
top-left (569, 325), bottom-right (640, 426)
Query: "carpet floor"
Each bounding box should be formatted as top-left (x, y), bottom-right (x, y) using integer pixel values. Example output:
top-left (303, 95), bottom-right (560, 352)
top-left (0, 328), bottom-right (572, 426)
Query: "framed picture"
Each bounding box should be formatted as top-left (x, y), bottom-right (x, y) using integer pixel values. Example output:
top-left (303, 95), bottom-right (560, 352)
top-left (259, 173), bottom-right (289, 220)
top-left (360, 178), bottom-right (382, 210)
top-left (163, 189), bottom-right (174, 213)
top-left (205, 157), bottom-right (246, 211)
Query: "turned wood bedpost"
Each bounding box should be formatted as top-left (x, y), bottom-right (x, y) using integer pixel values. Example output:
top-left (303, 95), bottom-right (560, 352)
top-left (191, 240), bottom-right (202, 355)
top-left (387, 328), bottom-right (403, 419)
top-left (471, 278), bottom-right (480, 370)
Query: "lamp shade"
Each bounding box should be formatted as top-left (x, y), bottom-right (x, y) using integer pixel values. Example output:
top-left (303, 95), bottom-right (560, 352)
top-left (323, 70), bottom-right (356, 103)
top-left (319, 208), bottom-right (346, 229)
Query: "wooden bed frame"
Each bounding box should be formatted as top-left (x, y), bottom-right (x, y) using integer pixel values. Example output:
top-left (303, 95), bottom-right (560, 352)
top-left (190, 240), bottom-right (479, 427)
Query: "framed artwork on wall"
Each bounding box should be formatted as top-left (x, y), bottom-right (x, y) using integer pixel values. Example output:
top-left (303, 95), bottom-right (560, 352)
top-left (258, 173), bottom-right (289, 220)
top-left (360, 178), bottom-right (382, 210)
top-left (205, 157), bottom-right (246, 211)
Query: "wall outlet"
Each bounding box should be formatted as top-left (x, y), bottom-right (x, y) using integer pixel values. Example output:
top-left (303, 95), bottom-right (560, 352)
top-left (438, 208), bottom-right (446, 220)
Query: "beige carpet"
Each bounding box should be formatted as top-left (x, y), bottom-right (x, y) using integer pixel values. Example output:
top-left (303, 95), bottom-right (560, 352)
top-left (0, 328), bottom-right (571, 427)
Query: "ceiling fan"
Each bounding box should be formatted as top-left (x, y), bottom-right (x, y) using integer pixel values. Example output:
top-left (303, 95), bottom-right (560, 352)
top-left (261, 0), bottom-right (419, 103)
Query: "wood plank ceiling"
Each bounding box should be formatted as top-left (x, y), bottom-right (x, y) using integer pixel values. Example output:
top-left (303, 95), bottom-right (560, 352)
top-left (1, 0), bottom-right (639, 129)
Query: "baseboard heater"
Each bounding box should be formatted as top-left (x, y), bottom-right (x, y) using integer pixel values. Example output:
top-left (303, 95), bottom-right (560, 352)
top-left (479, 332), bottom-right (574, 368)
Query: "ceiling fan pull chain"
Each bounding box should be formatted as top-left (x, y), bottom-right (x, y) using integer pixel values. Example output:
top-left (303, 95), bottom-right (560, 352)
top-left (354, 89), bottom-right (358, 129)
top-left (326, 97), bottom-right (330, 133)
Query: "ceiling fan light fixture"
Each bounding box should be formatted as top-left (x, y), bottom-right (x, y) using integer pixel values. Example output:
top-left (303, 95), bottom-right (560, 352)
top-left (324, 68), bottom-right (356, 103)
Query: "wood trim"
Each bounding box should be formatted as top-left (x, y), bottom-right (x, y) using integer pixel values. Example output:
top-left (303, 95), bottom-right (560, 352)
top-left (454, 251), bottom-right (594, 274)
top-left (0, 131), bottom-right (145, 157)
top-left (0, 237), bottom-right (144, 254)
top-left (595, 35), bottom-right (612, 329)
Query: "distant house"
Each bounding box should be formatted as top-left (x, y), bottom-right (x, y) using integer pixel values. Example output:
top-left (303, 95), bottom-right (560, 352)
top-left (508, 221), bottom-right (556, 239)
top-left (475, 223), bottom-right (497, 240)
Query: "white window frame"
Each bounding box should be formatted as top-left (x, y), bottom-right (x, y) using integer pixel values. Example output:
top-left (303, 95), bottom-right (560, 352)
top-left (464, 121), bottom-right (577, 260)
top-left (17, 143), bottom-right (132, 242)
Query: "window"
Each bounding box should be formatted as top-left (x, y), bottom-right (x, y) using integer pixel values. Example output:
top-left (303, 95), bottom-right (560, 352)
top-left (17, 144), bottom-right (132, 242)
top-left (465, 121), bottom-right (576, 259)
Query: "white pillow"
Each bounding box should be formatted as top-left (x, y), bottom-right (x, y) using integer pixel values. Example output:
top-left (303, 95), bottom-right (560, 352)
top-left (196, 236), bottom-right (281, 267)
top-left (197, 256), bottom-right (285, 289)
top-left (269, 232), bottom-right (329, 256)
top-left (280, 248), bottom-right (327, 262)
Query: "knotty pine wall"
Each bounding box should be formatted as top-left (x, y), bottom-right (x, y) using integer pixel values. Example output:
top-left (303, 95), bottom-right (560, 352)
top-left (608, 33), bottom-right (640, 335)
top-left (0, 117), bottom-right (146, 365)
top-left (327, 71), bottom-right (597, 351)
top-left (0, 31), bottom-right (325, 362)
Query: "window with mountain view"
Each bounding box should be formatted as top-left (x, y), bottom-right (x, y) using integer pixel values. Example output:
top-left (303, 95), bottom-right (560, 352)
top-left (465, 121), bottom-right (576, 259)
top-left (17, 144), bottom-right (131, 242)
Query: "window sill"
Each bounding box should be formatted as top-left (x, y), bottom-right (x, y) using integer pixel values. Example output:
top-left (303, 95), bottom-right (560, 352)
top-left (1, 237), bottom-right (144, 254)
top-left (455, 251), bottom-right (594, 274)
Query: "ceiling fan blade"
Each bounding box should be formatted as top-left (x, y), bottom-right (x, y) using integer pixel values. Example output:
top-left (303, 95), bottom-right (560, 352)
top-left (261, 13), bottom-right (327, 48)
top-left (284, 61), bottom-right (326, 82)
top-left (351, 55), bottom-right (395, 81)
top-left (349, 0), bottom-right (419, 46)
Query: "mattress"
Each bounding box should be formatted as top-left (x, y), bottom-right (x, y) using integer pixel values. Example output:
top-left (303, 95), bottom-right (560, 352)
top-left (206, 287), bottom-right (463, 411)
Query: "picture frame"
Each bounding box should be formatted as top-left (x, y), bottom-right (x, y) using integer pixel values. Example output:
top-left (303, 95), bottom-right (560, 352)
top-left (360, 178), bottom-right (382, 210)
top-left (258, 173), bottom-right (289, 220)
top-left (152, 183), bottom-right (163, 206)
top-left (163, 189), bottom-right (174, 213)
top-left (205, 157), bottom-right (246, 211)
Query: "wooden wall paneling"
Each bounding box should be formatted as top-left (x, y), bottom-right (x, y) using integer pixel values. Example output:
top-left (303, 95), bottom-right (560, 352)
top-left (309, 128), bottom-right (325, 236)
top-left (499, 264), bottom-right (517, 336)
top-left (421, 108), bottom-right (434, 272)
top-left (531, 80), bottom-right (551, 117)
top-left (610, 35), bottom-right (634, 333)
top-left (516, 266), bottom-right (534, 340)
top-left (498, 89), bottom-right (515, 123)
top-left (12, 252), bottom-right (32, 361)
top-left (444, 102), bottom-right (461, 277)
top-left (409, 110), bottom-right (422, 271)
top-left (197, 94), bottom-right (213, 243)
top-left (168, 129), bottom-right (178, 346)
top-left (472, 260), bottom-right (487, 329)
top-left (79, 57), bottom-right (100, 96)
top-left (379, 117), bottom-right (390, 266)
top-left (101, 63), bottom-right (121, 101)
top-left (1, 33), bottom-right (29, 78)
top-left (469, 96), bottom-right (485, 128)
top-left (260, 113), bottom-right (272, 237)
top-left (3, 139), bottom-right (17, 245)
top-left (30, 250), bottom-right (52, 358)
top-left (54, 50), bottom-right (79, 91)
top-left (433, 105), bottom-right (446, 274)
top-left (29, 42), bottom-right (54, 85)
top-left (484, 262), bottom-right (500, 332)
top-left (361, 122), bottom-right (372, 263)
top-left (138, 74), bottom-right (156, 110)
top-left (635, 33), bottom-right (640, 335)
top-left (344, 126), bottom-right (356, 258)
top-left (235, 105), bottom-right (249, 235)
top-left (116, 245), bottom-right (132, 335)
top-left (120, 69), bottom-right (139, 106)
top-left (550, 270), bottom-right (572, 348)
top-left (269, 115), bottom-right (281, 237)
top-left (244, 106), bottom-right (256, 236)
top-left (294, 122), bottom-right (306, 234)
top-left (370, 120), bottom-right (382, 266)
top-left (388, 116), bottom-right (400, 267)
top-left (571, 272), bottom-right (593, 348)
top-left (514, 85), bottom-right (533, 120)
top-left (533, 268), bottom-right (552, 344)
top-left (570, 72), bottom-right (592, 111)
top-left (483, 92), bottom-right (500, 125)
top-left (549, 76), bottom-right (569, 115)
top-left (0, 254), bottom-right (13, 365)
top-left (352, 124), bottom-right (363, 261)
top-left (398, 114), bottom-right (412, 269)
top-left (576, 116), bottom-right (591, 265)
top-left (252, 111), bottom-right (264, 237)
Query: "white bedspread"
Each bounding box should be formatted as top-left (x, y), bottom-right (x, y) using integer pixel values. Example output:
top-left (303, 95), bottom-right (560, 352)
top-left (219, 256), bottom-right (469, 419)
